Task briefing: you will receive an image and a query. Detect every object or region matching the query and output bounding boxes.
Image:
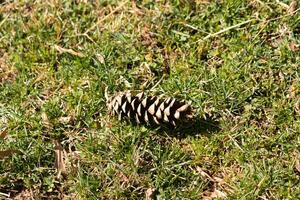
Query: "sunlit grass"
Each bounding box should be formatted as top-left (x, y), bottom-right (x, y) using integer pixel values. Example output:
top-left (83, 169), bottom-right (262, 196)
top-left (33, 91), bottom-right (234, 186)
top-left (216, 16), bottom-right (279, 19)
top-left (0, 0), bottom-right (300, 199)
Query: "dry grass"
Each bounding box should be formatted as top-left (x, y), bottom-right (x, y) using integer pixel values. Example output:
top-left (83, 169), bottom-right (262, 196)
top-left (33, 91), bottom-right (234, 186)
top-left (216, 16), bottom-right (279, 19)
top-left (1, 0), bottom-right (300, 199)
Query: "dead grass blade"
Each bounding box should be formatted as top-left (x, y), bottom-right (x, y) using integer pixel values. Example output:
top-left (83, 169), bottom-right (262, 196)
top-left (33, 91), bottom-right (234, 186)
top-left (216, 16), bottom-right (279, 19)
top-left (0, 130), bottom-right (7, 139)
top-left (196, 167), bottom-right (228, 199)
top-left (41, 112), bottom-right (53, 130)
top-left (197, 19), bottom-right (254, 42)
top-left (53, 140), bottom-right (67, 178)
top-left (0, 149), bottom-right (20, 159)
top-left (196, 166), bottom-right (215, 182)
top-left (0, 191), bottom-right (10, 198)
top-left (54, 45), bottom-right (85, 58)
top-left (288, 0), bottom-right (298, 14)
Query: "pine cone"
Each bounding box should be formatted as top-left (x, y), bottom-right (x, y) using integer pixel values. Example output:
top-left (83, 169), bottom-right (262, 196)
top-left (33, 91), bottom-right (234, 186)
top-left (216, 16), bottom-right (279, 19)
top-left (107, 91), bottom-right (194, 127)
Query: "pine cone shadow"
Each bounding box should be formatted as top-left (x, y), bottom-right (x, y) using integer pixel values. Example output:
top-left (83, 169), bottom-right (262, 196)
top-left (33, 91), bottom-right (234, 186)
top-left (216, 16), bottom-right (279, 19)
top-left (154, 115), bottom-right (221, 139)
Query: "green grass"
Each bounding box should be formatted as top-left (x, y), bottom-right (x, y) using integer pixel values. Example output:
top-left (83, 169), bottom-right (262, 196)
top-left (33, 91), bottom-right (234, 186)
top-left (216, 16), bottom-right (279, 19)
top-left (1, 0), bottom-right (300, 199)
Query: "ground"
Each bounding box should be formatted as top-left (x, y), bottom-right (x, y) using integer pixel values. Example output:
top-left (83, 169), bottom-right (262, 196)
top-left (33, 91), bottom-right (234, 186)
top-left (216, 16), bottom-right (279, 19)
top-left (0, 0), bottom-right (300, 199)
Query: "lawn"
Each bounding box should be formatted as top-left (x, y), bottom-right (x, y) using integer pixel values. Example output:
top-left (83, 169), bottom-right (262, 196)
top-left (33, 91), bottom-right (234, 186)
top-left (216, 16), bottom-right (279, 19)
top-left (1, 0), bottom-right (300, 199)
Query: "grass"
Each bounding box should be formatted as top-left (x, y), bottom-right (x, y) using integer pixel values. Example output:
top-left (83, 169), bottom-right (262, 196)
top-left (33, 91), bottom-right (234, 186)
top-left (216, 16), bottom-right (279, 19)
top-left (0, 0), bottom-right (300, 199)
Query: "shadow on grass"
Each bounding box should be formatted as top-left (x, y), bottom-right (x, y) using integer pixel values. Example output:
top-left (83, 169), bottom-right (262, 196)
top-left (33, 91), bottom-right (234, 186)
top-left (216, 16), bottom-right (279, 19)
top-left (153, 115), bottom-right (221, 139)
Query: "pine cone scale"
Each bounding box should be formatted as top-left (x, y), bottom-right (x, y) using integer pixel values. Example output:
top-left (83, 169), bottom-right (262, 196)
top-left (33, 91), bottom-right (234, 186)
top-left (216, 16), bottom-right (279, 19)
top-left (107, 91), bottom-right (194, 126)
